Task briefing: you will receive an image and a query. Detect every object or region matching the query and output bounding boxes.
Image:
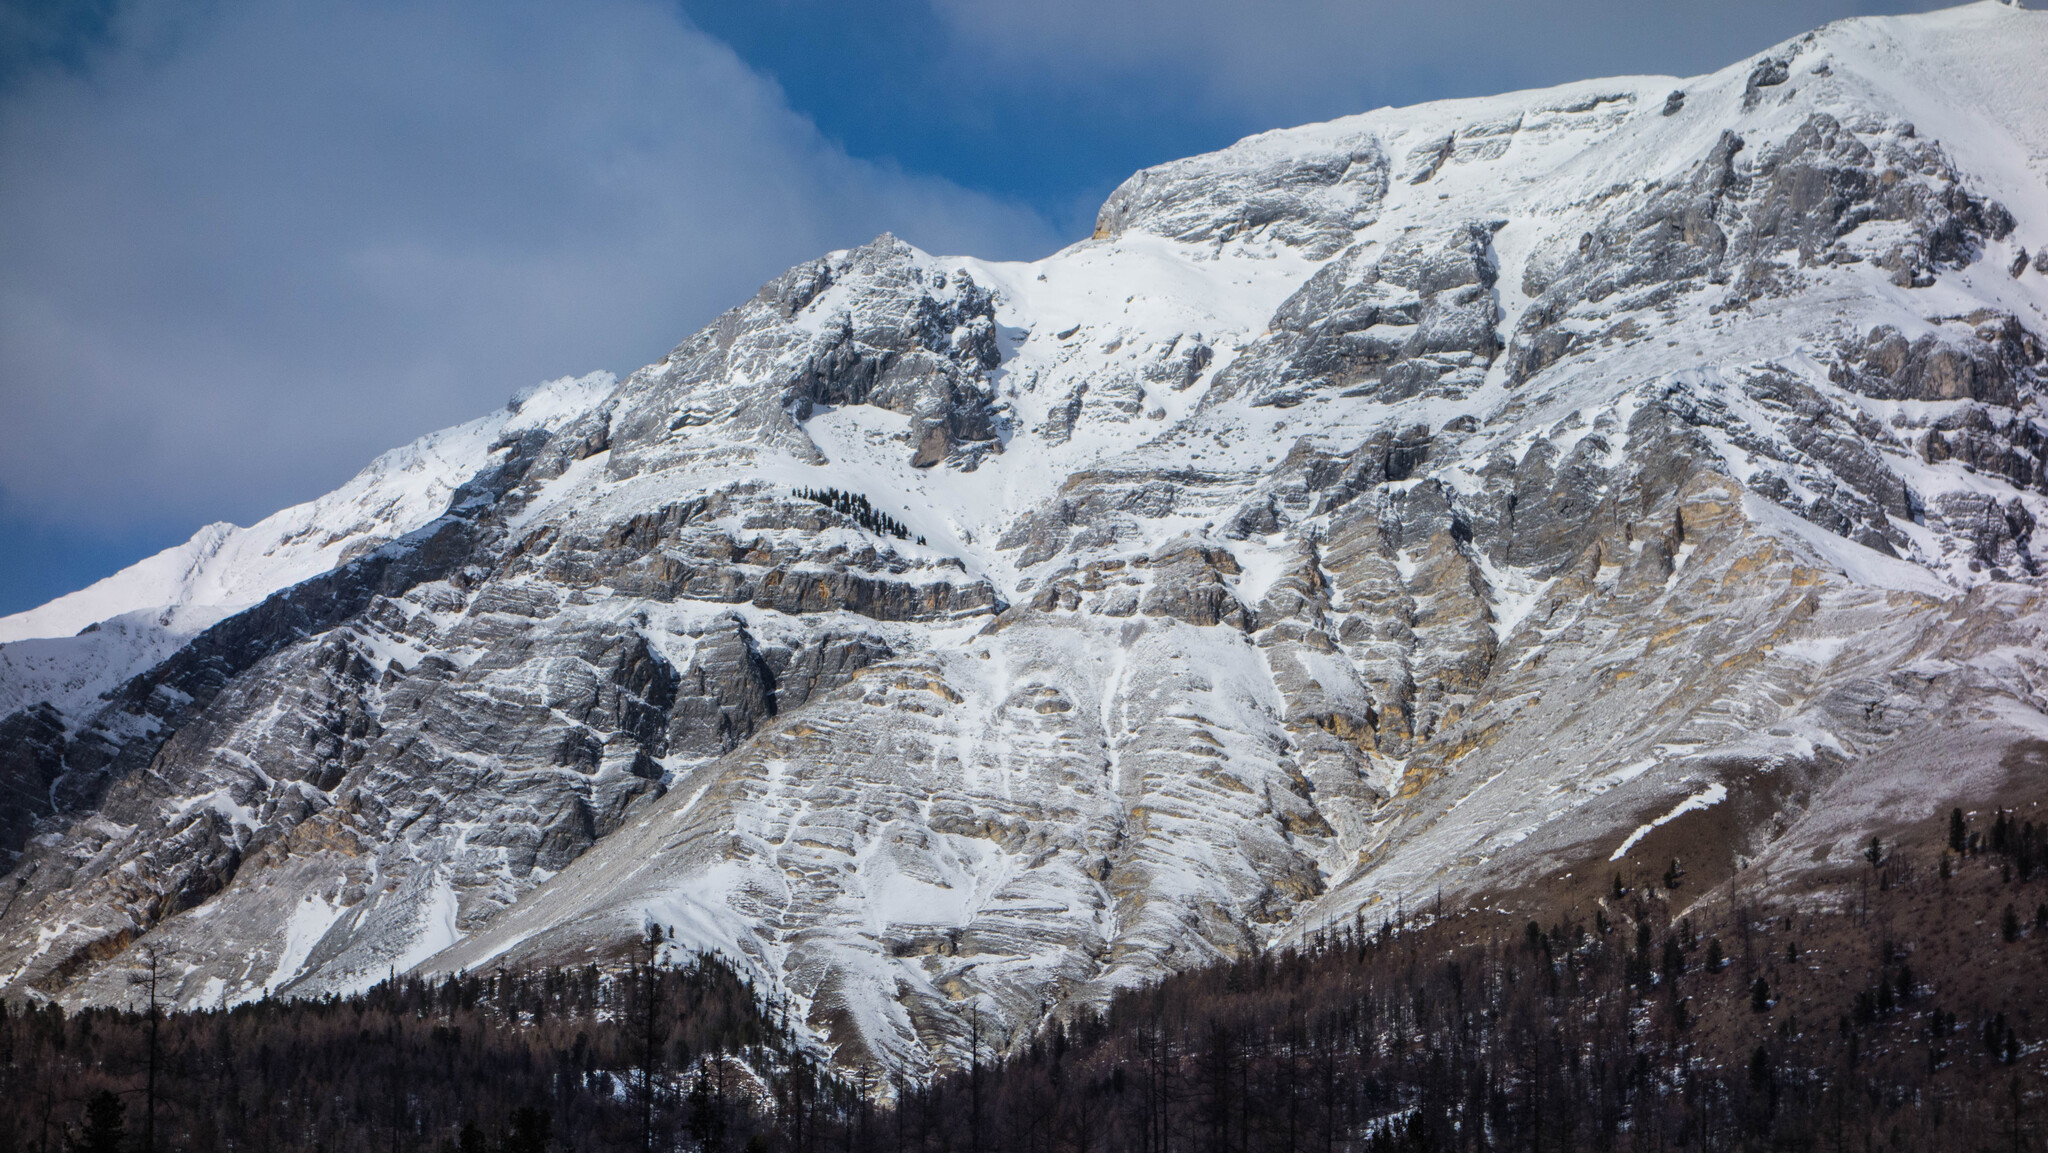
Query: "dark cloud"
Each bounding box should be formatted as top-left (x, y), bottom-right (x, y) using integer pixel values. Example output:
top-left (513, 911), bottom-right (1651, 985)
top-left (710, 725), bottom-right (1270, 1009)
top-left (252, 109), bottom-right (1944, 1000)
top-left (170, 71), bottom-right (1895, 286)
top-left (0, 0), bottom-right (1057, 538)
top-left (0, 0), bottom-right (120, 94)
top-left (676, 0), bottom-right (1959, 245)
top-left (930, 0), bottom-right (1958, 126)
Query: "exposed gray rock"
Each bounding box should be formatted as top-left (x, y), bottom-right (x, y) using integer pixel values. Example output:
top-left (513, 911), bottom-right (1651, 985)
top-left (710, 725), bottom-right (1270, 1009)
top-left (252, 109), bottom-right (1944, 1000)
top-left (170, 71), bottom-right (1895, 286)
top-left (1743, 51), bottom-right (1796, 111)
top-left (1094, 134), bottom-right (1388, 258)
top-left (1833, 318), bottom-right (2044, 407)
top-left (608, 236), bottom-right (1004, 476)
top-left (1221, 222), bottom-right (1501, 407)
top-left (0, 703), bottom-right (65, 867)
top-left (1406, 134), bottom-right (1453, 184)
top-left (1933, 492), bottom-right (2038, 576)
top-left (1736, 113), bottom-right (2013, 292)
top-left (8, 4), bottom-right (2048, 1090)
top-left (1917, 405), bottom-right (2048, 494)
top-left (1137, 540), bottom-right (1253, 630)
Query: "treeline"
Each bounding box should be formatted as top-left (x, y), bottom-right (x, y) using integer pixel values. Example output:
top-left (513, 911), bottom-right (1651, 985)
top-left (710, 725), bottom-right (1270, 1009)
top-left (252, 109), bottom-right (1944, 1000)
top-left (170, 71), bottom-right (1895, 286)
top-left (6, 812), bottom-right (2046, 1151)
top-left (793, 488), bottom-right (924, 545)
top-left (0, 948), bottom-right (839, 1153)
top-left (1954, 803), bottom-right (2046, 879)
top-left (874, 808), bottom-right (2047, 1153)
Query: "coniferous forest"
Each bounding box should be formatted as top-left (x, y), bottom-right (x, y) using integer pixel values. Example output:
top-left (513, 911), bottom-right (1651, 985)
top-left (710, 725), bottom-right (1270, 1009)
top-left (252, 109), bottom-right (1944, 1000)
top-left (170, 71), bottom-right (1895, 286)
top-left (793, 488), bottom-right (924, 545)
top-left (3, 812), bottom-right (2045, 1152)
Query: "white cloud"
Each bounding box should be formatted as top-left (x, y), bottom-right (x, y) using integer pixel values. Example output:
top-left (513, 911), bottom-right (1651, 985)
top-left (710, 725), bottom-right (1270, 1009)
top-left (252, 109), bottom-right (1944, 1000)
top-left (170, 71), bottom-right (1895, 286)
top-left (0, 0), bottom-right (1057, 531)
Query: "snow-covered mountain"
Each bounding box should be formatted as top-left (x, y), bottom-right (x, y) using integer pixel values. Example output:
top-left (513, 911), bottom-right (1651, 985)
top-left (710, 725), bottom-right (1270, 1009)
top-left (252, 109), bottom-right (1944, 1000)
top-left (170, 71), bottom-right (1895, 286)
top-left (0, 374), bottom-right (614, 714)
top-left (4, 1), bottom-right (2048, 1078)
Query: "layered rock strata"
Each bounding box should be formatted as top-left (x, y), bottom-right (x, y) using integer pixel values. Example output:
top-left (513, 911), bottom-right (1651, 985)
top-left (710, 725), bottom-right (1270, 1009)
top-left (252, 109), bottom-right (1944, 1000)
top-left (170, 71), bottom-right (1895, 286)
top-left (3, 0), bottom-right (2048, 1082)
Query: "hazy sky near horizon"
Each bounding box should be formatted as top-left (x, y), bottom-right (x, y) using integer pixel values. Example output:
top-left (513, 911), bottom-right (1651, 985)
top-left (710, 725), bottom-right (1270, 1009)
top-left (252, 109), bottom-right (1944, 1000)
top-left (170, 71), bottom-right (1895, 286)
top-left (0, 0), bottom-right (1954, 616)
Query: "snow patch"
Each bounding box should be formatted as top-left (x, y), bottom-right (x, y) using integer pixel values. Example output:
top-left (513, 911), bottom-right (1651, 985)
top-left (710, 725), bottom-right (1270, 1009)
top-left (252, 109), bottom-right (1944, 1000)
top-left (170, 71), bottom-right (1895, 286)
top-left (1610, 783), bottom-right (1729, 861)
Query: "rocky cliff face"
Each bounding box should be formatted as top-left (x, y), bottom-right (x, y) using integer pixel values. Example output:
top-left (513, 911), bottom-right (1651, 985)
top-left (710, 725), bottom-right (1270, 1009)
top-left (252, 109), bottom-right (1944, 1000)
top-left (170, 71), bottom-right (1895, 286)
top-left (5, 0), bottom-right (2048, 1081)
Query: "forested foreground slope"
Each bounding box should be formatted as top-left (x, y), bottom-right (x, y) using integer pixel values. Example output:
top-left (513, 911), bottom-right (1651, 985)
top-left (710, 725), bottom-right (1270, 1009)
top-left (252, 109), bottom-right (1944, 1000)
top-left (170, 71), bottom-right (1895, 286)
top-left (4, 809), bottom-right (2047, 1151)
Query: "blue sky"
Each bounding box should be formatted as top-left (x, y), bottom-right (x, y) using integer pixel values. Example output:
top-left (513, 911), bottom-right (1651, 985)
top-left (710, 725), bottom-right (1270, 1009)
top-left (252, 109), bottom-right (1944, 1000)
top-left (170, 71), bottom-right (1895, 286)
top-left (0, 0), bottom-right (1950, 618)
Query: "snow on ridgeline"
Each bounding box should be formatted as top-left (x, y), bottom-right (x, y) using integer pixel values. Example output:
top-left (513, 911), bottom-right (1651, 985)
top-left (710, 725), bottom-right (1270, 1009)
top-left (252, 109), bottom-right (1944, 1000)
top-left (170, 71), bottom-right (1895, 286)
top-left (0, 373), bottom-right (615, 647)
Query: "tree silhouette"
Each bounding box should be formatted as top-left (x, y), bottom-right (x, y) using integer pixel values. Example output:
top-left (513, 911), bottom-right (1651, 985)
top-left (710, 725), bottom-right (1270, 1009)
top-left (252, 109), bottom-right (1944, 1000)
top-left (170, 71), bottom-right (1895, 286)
top-left (793, 488), bottom-right (923, 544)
top-left (69, 1091), bottom-right (125, 1153)
top-left (504, 1107), bottom-right (550, 1153)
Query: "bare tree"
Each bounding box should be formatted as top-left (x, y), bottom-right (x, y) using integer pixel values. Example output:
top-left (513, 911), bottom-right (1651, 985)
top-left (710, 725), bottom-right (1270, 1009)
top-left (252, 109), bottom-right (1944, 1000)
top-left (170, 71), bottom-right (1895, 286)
top-left (640, 923), bottom-right (665, 1153)
top-left (126, 945), bottom-right (165, 1153)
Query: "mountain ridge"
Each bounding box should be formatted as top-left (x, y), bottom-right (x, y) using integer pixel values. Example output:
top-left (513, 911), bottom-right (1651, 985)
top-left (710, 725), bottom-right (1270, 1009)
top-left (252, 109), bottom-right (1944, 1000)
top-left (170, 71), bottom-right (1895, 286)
top-left (2, 0), bottom-right (2047, 1081)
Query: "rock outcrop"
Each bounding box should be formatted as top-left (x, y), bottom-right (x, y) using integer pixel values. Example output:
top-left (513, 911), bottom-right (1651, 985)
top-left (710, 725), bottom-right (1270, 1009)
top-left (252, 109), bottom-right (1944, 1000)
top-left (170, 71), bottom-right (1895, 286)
top-left (4, 0), bottom-right (2048, 1086)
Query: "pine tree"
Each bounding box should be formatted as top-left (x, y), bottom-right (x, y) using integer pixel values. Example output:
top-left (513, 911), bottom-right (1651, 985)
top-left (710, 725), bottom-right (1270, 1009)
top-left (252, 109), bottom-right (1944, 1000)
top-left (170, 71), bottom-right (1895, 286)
top-left (638, 925), bottom-right (665, 1152)
top-left (1951, 807), bottom-right (1968, 853)
top-left (793, 486), bottom-right (918, 542)
top-left (504, 1108), bottom-right (550, 1153)
top-left (689, 1071), bottom-right (726, 1153)
top-left (70, 1090), bottom-right (125, 1153)
top-left (1750, 978), bottom-right (1771, 1013)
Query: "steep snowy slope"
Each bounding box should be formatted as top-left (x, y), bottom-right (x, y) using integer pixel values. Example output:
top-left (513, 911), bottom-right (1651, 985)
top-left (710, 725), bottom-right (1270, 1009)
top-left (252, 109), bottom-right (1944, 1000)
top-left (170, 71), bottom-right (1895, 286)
top-left (0, 374), bottom-right (615, 648)
top-left (0, 373), bottom-right (616, 729)
top-left (0, 374), bottom-right (613, 857)
top-left (3, 1), bottom-right (2047, 1081)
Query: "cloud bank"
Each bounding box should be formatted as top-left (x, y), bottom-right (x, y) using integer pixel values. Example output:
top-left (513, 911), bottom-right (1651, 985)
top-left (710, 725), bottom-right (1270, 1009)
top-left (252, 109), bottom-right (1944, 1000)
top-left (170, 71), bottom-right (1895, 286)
top-left (0, 0), bottom-right (1057, 533)
top-left (930, 0), bottom-right (1954, 128)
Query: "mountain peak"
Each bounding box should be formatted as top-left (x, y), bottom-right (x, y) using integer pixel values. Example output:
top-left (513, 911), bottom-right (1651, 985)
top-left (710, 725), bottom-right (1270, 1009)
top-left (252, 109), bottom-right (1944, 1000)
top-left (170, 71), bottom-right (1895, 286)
top-left (2, 1), bottom-right (2046, 1082)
